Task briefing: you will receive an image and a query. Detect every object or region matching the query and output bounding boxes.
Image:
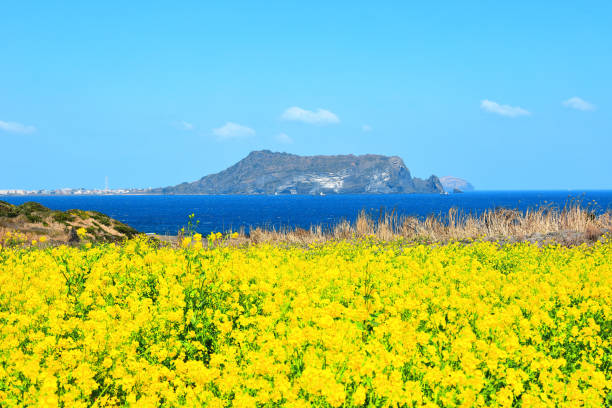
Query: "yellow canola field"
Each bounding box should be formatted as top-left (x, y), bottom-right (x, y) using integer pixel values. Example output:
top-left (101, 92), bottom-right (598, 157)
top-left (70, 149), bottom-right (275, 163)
top-left (0, 238), bottom-right (610, 407)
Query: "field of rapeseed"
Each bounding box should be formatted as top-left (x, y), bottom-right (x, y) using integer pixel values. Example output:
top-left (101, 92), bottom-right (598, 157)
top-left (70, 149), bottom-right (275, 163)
top-left (0, 236), bottom-right (610, 407)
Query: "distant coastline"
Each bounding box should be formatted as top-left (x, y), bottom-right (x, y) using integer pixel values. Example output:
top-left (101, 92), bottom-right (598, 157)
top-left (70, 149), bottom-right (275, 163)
top-left (0, 188), bottom-right (150, 196)
top-left (4, 189), bottom-right (612, 197)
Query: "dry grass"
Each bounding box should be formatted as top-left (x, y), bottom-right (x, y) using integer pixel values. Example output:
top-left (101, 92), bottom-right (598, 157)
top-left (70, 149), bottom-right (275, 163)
top-left (245, 204), bottom-right (612, 246)
top-left (5, 203), bottom-right (610, 248)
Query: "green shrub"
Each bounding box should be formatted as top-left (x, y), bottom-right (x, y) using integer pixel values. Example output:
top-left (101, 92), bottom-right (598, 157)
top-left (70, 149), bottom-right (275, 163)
top-left (0, 201), bottom-right (18, 218)
top-left (25, 214), bottom-right (43, 223)
top-left (91, 211), bottom-right (111, 226)
top-left (53, 212), bottom-right (75, 223)
top-left (67, 209), bottom-right (88, 219)
top-left (114, 222), bottom-right (138, 238)
top-left (18, 202), bottom-right (50, 214)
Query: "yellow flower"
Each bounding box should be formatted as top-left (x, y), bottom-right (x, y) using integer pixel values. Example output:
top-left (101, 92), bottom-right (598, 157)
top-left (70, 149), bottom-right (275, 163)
top-left (0, 233), bottom-right (609, 406)
top-left (181, 237), bottom-right (192, 248)
top-left (102, 357), bottom-right (113, 369)
top-left (353, 385), bottom-right (367, 406)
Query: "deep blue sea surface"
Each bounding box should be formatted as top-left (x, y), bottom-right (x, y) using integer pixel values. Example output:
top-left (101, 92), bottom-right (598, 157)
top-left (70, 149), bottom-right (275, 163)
top-left (2, 191), bottom-right (612, 235)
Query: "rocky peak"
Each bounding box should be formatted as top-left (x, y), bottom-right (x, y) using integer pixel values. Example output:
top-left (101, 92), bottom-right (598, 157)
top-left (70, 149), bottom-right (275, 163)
top-left (157, 151), bottom-right (444, 195)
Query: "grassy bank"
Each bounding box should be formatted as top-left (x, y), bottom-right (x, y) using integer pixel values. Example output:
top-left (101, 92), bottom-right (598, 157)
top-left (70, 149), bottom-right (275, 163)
top-left (0, 201), bottom-right (139, 246)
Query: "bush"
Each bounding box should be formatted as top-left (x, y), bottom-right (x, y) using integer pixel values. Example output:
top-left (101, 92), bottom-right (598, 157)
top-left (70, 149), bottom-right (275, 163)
top-left (17, 202), bottom-right (50, 215)
top-left (67, 209), bottom-right (89, 219)
top-left (25, 213), bottom-right (43, 223)
top-left (0, 201), bottom-right (18, 218)
top-left (90, 211), bottom-right (112, 226)
top-left (52, 212), bottom-right (75, 223)
top-left (114, 222), bottom-right (138, 238)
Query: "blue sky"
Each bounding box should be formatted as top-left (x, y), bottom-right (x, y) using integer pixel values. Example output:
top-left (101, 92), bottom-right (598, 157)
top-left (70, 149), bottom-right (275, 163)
top-left (1, 1), bottom-right (610, 190)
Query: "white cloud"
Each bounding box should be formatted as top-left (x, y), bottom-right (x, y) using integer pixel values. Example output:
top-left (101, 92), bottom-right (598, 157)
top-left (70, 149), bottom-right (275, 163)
top-left (281, 106), bottom-right (340, 125)
top-left (362, 124), bottom-right (372, 132)
top-left (177, 121), bottom-right (194, 130)
top-left (480, 100), bottom-right (530, 117)
top-left (0, 120), bottom-right (36, 134)
top-left (563, 97), bottom-right (595, 111)
top-left (212, 122), bottom-right (255, 139)
top-left (276, 133), bottom-right (293, 144)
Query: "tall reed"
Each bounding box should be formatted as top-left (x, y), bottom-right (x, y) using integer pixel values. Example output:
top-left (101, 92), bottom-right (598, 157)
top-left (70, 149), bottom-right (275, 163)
top-left (247, 203), bottom-right (611, 245)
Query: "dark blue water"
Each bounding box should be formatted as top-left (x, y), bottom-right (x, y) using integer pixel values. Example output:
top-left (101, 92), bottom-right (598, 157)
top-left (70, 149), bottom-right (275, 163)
top-left (2, 191), bottom-right (611, 235)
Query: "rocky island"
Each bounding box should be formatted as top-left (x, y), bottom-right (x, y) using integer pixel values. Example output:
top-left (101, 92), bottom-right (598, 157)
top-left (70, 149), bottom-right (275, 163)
top-left (439, 176), bottom-right (475, 193)
top-left (154, 151), bottom-right (445, 195)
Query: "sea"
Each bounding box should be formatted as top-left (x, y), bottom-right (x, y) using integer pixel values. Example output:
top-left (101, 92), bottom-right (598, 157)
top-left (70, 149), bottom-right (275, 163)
top-left (2, 191), bottom-right (612, 236)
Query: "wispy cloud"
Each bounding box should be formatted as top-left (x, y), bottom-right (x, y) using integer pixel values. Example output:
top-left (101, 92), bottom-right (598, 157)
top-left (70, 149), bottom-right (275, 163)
top-left (281, 107), bottom-right (340, 125)
top-left (276, 133), bottom-right (293, 144)
top-left (0, 120), bottom-right (36, 134)
top-left (362, 124), bottom-right (372, 132)
top-left (480, 100), bottom-right (530, 117)
top-left (176, 121), bottom-right (194, 131)
top-left (563, 97), bottom-right (595, 111)
top-left (212, 122), bottom-right (255, 139)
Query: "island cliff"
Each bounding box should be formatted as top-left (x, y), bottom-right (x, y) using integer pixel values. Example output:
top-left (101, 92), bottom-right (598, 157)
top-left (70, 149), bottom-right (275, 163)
top-left (439, 176), bottom-right (475, 193)
top-left (154, 151), bottom-right (444, 195)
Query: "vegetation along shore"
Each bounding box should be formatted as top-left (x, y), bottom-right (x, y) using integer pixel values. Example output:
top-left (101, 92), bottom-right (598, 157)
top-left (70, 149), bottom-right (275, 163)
top-left (2, 200), bottom-right (611, 248)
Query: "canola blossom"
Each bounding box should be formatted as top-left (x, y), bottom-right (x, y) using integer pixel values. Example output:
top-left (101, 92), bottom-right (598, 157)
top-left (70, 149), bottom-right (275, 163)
top-left (0, 237), bottom-right (610, 407)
